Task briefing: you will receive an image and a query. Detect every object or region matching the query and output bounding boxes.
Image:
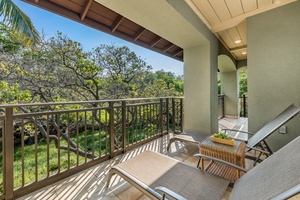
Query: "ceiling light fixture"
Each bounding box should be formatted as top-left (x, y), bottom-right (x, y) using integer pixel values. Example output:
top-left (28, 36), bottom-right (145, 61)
top-left (235, 39), bottom-right (242, 44)
top-left (242, 51), bottom-right (247, 55)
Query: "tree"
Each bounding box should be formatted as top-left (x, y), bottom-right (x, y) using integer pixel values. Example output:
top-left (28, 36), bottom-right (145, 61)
top-left (92, 44), bottom-right (152, 99)
top-left (153, 70), bottom-right (183, 95)
top-left (0, 0), bottom-right (40, 44)
top-left (239, 68), bottom-right (247, 95)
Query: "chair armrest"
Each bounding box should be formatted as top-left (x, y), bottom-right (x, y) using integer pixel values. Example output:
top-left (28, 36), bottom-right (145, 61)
top-left (194, 153), bottom-right (248, 173)
top-left (271, 184), bottom-right (300, 200)
top-left (222, 128), bottom-right (255, 135)
top-left (155, 186), bottom-right (187, 200)
top-left (247, 146), bottom-right (271, 155)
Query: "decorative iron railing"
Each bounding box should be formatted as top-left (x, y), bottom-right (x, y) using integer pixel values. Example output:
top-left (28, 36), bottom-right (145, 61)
top-left (0, 97), bottom-right (183, 199)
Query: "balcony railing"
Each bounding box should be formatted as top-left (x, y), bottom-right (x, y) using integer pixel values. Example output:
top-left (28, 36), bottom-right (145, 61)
top-left (0, 97), bottom-right (183, 199)
top-left (239, 94), bottom-right (248, 117)
top-left (218, 94), bottom-right (225, 119)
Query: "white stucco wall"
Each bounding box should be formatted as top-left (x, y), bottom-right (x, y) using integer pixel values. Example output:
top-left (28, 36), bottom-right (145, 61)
top-left (248, 1), bottom-right (300, 151)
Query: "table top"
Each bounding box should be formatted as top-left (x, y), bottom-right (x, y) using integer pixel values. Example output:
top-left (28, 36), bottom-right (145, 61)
top-left (200, 136), bottom-right (243, 154)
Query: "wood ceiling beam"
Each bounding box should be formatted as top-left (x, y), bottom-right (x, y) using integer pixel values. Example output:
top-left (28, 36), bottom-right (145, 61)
top-left (229, 45), bottom-right (247, 53)
top-left (21, 0), bottom-right (183, 62)
top-left (111, 15), bottom-right (124, 33)
top-left (163, 43), bottom-right (175, 52)
top-left (34, 0), bottom-right (39, 2)
top-left (173, 49), bottom-right (183, 57)
top-left (133, 28), bottom-right (146, 41)
top-left (211, 0), bottom-right (296, 33)
top-left (150, 36), bottom-right (162, 48)
top-left (80, 0), bottom-right (93, 21)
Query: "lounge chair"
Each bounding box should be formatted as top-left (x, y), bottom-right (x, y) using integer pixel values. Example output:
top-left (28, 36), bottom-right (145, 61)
top-left (223, 103), bottom-right (300, 162)
top-left (107, 136), bottom-right (300, 200)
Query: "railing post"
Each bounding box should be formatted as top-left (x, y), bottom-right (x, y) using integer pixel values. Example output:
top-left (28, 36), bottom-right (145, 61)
top-left (122, 101), bottom-right (126, 153)
top-left (160, 99), bottom-right (164, 136)
top-left (243, 94), bottom-right (246, 117)
top-left (222, 95), bottom-right (225, 118)
top-left (172, 98), bottom-right (175, 133)
top-left (180, 98), bottom-right (183, 133)
top-left (166, 98), bottom-right (169, 134)
top-left (108, 101), bottom-right (115, 158)
top-left (4, 108), bottom-right (14, 200)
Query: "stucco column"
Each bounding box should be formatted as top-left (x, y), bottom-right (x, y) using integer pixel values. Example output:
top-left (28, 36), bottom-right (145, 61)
top-left (184, 44), bottom-right (218, 134)
top-left (220, 71), bottom-right (239, 118)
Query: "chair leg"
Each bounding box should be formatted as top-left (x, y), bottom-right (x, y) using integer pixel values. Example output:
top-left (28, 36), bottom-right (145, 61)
top-left (167, 139), bottom-right (174, 151)
top-left (106, 170), bottom-right (115, 188)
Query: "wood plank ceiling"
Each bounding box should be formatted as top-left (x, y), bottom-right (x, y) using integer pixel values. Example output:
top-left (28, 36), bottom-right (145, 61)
top-left (22, 0), bottom-right (184, 61)
top-left (185, 0), bottom-right (296, 60)
top-left (23, 0), bottom-right (296, 61)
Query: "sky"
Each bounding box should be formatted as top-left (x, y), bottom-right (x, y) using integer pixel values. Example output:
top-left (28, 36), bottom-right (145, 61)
top-left (14, 0), bottom-right (184, 76)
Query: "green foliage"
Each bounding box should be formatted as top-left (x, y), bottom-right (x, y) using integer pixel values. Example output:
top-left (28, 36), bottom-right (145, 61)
top-left (239, 68), bottom-right (248, 95)
top-left (213, 133), bottom-right (232, 140)
top-left (0, 81), bottom-right (31, 103)
top-left (0, 0), bottom-right (40, 44)
top-left (0, 23), bottom-right (24, 52)
top-left (218, 70), bottom-right (247, 96)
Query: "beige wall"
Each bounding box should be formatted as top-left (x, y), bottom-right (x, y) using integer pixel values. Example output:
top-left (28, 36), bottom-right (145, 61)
top-left (248, 1), bottom-right (300, 151)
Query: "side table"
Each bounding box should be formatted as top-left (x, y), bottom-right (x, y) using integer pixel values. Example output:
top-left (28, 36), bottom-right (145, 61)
top-left (199, 136), bottom-right (246, 181)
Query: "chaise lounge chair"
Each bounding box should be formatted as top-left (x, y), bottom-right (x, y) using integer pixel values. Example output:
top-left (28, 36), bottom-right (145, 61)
top-left (167, 104), bottom-right (300, 162)
top-left (107, 136), bottom-right (300, 200)
top-left (223, 103), bottom-right (300, 162)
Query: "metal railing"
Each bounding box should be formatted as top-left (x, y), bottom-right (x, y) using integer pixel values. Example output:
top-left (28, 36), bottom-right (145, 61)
top-left (218, 94), bottom-right (225, 119)
top-left (239, 94), bottom-right (248, 117)
top-left (0, 97), bottom-right (183, 199)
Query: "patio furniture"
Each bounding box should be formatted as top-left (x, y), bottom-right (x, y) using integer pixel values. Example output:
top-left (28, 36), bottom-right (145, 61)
top-left (199, 136), bottom-right (246, 181)
top-left (167, 104), bottom-right (300, 163)
top-left (106, 136), bottom-right (300, 200)
top-left (223, 103), bottom-right (300, 162)
top-left (166, 130), bottom-right (209, 151)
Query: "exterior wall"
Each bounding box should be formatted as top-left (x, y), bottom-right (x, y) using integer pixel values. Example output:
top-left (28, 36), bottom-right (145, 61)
top-left (220, 71), bottom-right (239, 118)
top-left (248, 1), bottom-right (300, 151)
top-left (184, 43), bottom-right (218, 134)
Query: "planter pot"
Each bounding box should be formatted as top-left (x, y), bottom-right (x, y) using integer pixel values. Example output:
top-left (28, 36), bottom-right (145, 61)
top-left (211, 136), bottom-right (235, 146)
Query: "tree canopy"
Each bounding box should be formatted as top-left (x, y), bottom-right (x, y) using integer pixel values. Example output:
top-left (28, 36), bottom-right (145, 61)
top-left (0, 29), bottom-right (183, 105)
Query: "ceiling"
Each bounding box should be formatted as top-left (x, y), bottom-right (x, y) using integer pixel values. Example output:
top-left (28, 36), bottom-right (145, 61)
top-left (185, 0), bottom-right (296, 60)
top-left (22, 0), bottom-right (296, 62)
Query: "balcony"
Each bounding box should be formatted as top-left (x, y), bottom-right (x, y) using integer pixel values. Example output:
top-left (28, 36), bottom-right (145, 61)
top-left (0, 96), bottom-right (255, 199)
top-left (16, 116), bottom-right (249, 200)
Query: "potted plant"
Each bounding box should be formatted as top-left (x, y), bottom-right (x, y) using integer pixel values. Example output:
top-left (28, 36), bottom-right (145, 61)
top-left (211, 133), bottom-right (235, 146)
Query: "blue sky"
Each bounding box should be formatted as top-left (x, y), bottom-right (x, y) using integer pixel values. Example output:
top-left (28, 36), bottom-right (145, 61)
top-left (14, 0), bottom-right (184, 76)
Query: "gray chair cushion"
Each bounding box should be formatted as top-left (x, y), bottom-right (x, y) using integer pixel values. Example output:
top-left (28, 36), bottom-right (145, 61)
top-left (231, 136), bottom-right (300, 200)
top-left (111, 150), bottom-right (230, 200)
